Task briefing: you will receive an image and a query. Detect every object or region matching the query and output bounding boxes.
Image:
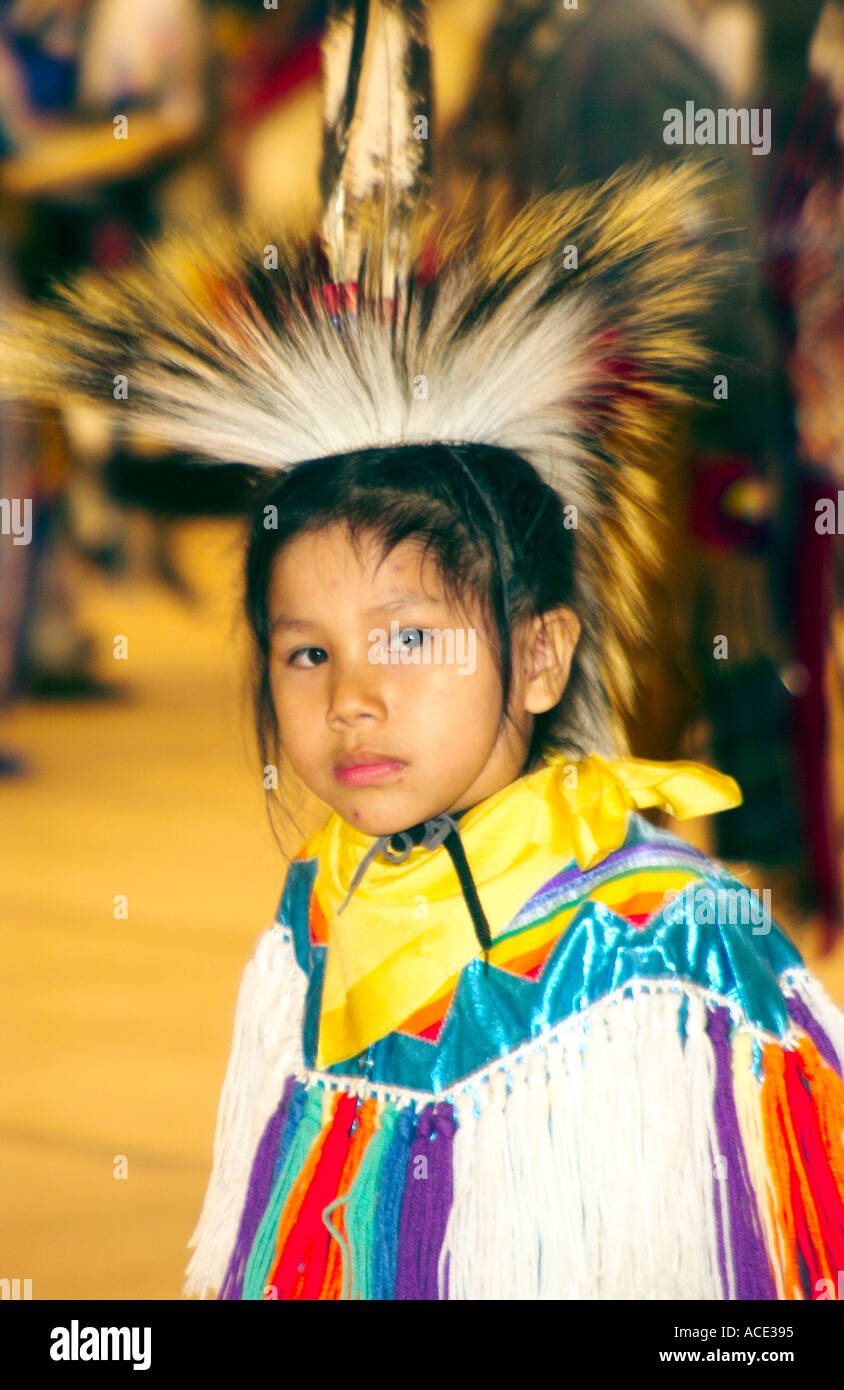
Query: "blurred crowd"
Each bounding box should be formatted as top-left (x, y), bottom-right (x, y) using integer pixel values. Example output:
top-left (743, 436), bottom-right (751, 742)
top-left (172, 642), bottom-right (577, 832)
top-left (0, 0), bottom-right (842, 936)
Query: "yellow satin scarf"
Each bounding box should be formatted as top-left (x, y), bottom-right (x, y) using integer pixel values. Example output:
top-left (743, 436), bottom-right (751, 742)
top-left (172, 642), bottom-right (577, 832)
top-left (308, 753), bottom-right (741, 1068)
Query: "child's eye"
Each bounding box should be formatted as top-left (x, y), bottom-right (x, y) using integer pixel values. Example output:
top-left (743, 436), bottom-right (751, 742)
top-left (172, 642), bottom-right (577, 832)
top-left (288, 647), bottom-right (328, 668)
top-left (390, 627), bottom-right (431, 652)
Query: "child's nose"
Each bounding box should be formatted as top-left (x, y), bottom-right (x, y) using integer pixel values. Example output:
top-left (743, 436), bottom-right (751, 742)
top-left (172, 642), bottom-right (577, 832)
top-left (325, 656), bottom-right (387, 726)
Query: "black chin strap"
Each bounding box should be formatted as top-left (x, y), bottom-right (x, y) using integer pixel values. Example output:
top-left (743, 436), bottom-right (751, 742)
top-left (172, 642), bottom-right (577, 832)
top-left (336, 811), bottom-right (493, 961)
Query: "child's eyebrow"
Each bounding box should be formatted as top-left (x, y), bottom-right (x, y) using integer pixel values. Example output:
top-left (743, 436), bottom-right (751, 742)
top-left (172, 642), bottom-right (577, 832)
top-left (270, 590), bottom-right (444, 631)
top-left (269, 615), bottom-right (314, 632)
top-left (364, 591), bottom-right (443, 613)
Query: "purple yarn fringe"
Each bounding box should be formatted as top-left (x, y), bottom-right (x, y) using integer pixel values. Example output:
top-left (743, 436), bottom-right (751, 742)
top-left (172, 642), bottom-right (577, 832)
top-left (784, 990), bottom-right (842, 1076)
top-left (707, 1006), bottom-right (777, 1299)
top-left (393, 1102), bottom-right (456, 1300)
top-left (217, 1075), bottom-right (297, 1300)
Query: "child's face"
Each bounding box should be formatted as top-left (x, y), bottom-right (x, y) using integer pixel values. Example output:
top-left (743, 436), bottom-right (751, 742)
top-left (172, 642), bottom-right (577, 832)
top-left (267, 523), bottom-right (557, 835)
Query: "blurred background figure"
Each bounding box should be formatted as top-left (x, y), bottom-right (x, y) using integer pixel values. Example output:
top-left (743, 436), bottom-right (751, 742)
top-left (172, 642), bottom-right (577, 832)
top-left (762, 1), bottom-right (844, 950)
top-left (442, 0), bottom-right (842, 942)
top-left (0, 0), bottom-right (211, 703)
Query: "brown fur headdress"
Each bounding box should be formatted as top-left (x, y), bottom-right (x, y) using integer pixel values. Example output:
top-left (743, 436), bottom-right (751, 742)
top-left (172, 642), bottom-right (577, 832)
top-left (0, 3), bottom-right (724, 755)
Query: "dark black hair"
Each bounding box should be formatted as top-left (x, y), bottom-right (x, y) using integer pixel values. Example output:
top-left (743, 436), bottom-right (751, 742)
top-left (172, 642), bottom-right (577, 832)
top-left (244, 441), bottom-right (581, 836)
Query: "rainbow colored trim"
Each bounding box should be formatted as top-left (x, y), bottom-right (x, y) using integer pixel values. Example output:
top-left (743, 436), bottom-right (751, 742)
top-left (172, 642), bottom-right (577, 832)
top-left (217, 992), bottom-right (844, 1300)
top-left (197, 814), bottom-right (844, 1300)
top-left (221, 1079), bottom-right (455, 1300)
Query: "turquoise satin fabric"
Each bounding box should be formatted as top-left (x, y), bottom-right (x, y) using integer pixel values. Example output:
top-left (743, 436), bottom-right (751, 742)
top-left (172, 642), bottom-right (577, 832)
top-left (278, 814), bottom-right (803, 1095)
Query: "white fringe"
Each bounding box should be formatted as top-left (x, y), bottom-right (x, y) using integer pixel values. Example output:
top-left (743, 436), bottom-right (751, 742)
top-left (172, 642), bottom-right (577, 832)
top-left (182, 925), bottom-right (306, 1299)
top-left (440, 985), bottom-right (731, 1299)
top-left (183, 948), bottom-right (815, 1300)
top-left (780, 967), bottom-right (844, 1072)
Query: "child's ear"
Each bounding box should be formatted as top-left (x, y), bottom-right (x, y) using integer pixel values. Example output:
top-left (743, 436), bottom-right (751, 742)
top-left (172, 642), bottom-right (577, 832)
top-left (522, 608), bottom-right (581, 715)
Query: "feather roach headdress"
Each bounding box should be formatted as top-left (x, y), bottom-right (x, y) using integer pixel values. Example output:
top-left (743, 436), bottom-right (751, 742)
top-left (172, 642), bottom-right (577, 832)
top-left (0, 0), bottom-right (725, 755)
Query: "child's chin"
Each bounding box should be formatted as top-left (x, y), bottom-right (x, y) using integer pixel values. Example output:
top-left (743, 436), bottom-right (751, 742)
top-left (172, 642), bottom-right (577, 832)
top-left (334, 790), bottom-right (436, 838)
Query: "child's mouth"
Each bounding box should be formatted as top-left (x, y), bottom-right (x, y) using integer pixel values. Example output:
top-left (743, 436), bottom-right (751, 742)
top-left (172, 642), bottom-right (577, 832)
top-left (334, 757), bottom-right (407, 787)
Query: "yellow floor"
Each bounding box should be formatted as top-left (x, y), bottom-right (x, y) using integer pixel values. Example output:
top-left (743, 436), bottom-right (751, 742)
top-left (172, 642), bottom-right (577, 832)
top-left (2, 520), bottom-right (309, 1299)
top-left (2, 518), bottom-right (844, 1300)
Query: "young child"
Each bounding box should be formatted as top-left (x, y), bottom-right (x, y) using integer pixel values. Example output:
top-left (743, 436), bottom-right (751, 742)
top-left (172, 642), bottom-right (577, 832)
top-left (185, 428), bottom-right (843, 1302)
top-left (174, 429), bottom-right (844, 1302)
top-left (2, 17), bottom-right (843, 1298)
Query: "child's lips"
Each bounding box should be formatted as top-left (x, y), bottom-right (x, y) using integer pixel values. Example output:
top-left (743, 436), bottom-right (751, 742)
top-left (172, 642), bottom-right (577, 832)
top-left (333, 753), bottom-right (407, 786)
